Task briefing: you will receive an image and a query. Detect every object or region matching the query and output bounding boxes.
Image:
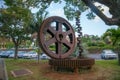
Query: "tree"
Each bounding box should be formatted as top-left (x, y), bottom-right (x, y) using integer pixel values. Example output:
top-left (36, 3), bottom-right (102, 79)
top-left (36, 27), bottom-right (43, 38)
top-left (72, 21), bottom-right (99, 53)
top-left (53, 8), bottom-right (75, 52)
top-left (102, 27), bottom-right (120, 65)
top-left (0, 0), bottom-right (32, 59)
top-left (63, 0), bottom-right (120, 25)
top-left (103, 28), bottom-right (120, 46)
top-left (64, 0), bottom-right (87, 20)
top-left (81, 0), bottom-right (120, 25)
top-left (0, 0), bottom-right (62, 59)
top-left (30, 8), bottom-right (49, 62)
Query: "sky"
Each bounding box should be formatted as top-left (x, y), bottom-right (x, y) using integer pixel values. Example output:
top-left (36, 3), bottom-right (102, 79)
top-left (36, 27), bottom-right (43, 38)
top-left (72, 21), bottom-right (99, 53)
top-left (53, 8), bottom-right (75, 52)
top-left (46, 1), bottom-right (118, 37)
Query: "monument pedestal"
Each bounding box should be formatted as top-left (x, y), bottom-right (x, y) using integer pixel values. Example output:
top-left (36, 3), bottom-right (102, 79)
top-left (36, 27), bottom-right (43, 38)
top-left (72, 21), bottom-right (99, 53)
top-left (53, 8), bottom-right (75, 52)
top-left (49, 58), bottom-right (95, 73)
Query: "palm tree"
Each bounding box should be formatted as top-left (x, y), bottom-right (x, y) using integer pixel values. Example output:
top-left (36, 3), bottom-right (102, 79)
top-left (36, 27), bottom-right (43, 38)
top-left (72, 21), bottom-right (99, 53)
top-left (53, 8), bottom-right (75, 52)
top-left (30, 9), bottom-right (48, 62)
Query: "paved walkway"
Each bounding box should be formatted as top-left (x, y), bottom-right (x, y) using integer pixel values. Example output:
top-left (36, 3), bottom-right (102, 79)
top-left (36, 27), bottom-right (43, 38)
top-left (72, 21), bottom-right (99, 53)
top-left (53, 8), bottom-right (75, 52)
top-left (0, 58), bottom-right (8, 80)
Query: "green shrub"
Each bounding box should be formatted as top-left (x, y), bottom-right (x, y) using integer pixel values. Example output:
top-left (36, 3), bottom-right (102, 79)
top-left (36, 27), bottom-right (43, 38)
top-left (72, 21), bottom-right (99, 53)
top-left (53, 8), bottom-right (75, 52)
top-left (6, 42), bottom-right (14, 49)
top-left (87, 46), bottom-right (102, 53)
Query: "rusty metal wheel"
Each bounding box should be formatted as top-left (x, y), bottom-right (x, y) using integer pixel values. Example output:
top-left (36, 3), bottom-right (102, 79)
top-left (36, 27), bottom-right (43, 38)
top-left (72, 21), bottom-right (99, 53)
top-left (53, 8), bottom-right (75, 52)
top-left (38, 16), bottom-right (76, 59)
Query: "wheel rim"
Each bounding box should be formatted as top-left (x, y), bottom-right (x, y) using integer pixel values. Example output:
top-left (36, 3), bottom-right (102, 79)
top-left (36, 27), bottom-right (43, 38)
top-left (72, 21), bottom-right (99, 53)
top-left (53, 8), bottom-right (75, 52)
top-left (38, 16), bottom-right (76, 59)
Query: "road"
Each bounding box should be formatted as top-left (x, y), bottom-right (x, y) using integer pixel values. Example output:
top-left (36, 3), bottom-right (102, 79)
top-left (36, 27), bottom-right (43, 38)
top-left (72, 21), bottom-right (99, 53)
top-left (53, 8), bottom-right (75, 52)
top-left (86, 53), bottom-right (102, 60)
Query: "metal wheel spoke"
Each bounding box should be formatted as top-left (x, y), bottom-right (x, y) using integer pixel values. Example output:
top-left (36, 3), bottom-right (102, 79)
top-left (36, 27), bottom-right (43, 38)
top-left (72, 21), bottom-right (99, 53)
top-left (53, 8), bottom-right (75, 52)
top-left (57, 43), bottom-right (62, 55)
top-left (64, 30), bottom-right (72, 36)
top-left (57, 22), bottom-right (62, 32)
top-left (62, 39), bottom-right (72, 48)
top-left (48, 26), bottom-right (56, 35)
top-left (45, 37), bottom-right (56, 46)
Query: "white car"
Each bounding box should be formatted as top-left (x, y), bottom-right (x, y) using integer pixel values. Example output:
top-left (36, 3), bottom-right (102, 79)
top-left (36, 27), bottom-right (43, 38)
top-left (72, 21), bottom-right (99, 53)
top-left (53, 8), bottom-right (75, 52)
top-left (101, 50), bottom-right (117, 59)
top-left (23, 51), bottom-right (38, 59)
top-left (40, 54), bottom-right (50, 60)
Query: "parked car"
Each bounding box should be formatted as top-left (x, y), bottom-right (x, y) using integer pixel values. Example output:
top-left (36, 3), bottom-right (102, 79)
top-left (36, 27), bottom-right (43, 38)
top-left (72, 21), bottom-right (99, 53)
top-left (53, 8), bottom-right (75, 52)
top-left (18, 51), bottom-right (26, 58)
top-left (23, 51), bottom-right (37, 59)
top-left (40, 53), bottom-right (50, 60)
top-left (0, 50), bottom-right (14, 58)
top-left (0, 51), bottom-right (5, 57)
top-left (9, 51), bottom-right (25, 58)
top-left (9, 53), bottom-right (14, 58)
top-left (101, 50), bottom-right (117, 59)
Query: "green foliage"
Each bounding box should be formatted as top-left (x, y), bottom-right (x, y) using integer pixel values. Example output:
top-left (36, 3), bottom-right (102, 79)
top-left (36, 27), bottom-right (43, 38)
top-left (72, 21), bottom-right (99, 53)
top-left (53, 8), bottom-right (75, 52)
top-left (4, 0), bottom-right (59, 9)
top-left (97, 41), bottom-right (105, 47)
top-left (87, 41), bottom-right (97, 46)
top-left (86, 12), bottom-right (95, 19)
top-left (96, 60), bottom-right (120, 80)
top-left (0, 0), bottom-right (61, 59)
top-left (96, 60), bottom-right (120, 69)
top-left (0, 1), bottom-right (33, 39)
top-left (30, 8), bottom-right (48, 33)
top-left (87, 41), bottom-right (105, 47)
top-left (103, 28), bottom-right (120, 46)
top-left (0, 0), bottom-right (34, 59)
top-left (6, 42), bottom-right (14, 49)
top-left (49, 45), bottom-right (55, 51)
top-left (64, 0), bottom-right (87, 20)
top-left (0, 8), bottom-right (32, 45)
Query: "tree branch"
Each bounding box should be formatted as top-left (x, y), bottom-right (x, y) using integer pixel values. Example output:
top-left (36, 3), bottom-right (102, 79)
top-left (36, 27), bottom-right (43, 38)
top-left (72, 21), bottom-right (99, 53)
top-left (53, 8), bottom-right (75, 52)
top-left (82, 0), bottom-right (120, 25)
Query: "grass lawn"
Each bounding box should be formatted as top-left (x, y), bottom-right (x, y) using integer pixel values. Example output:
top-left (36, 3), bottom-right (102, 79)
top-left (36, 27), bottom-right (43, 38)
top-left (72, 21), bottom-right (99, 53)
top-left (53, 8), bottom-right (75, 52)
top-left (5, 59), bottom-right (120, 80)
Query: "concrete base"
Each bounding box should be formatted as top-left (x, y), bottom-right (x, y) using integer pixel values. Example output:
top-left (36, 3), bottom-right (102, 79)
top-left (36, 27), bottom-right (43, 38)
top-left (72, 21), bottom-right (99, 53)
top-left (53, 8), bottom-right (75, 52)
top-left (0, 58), bottom-right (8, 80)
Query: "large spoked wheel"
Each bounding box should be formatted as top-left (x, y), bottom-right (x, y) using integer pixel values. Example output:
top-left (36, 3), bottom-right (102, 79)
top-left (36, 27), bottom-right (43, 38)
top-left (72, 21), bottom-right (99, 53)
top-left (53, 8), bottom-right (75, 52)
top-left (38, 16), bottom-right (76, 59)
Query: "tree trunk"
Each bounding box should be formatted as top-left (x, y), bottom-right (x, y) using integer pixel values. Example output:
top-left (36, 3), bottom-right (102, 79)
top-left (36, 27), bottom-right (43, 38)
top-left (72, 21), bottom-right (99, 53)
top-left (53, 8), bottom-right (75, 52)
top-left (118, 52), bottom-right (120, 65)
top-left (116, 47), bottom-right (120, 65)
top-left (37, 47), bottom-right (41, 63)
top-left (14, 44), bottom-right (18, 59)
top-left (36, 37), bottom-right (41, 63)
